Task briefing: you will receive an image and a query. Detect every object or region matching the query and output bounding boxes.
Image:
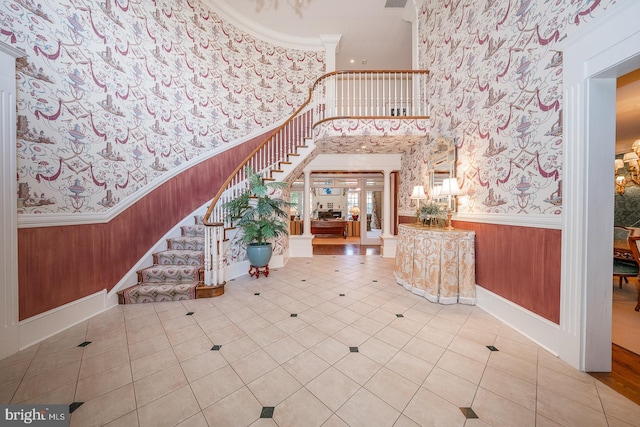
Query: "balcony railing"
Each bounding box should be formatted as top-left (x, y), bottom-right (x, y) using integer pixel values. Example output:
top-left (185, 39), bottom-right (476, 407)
top-left (202, 70), bottom-right (429, 287)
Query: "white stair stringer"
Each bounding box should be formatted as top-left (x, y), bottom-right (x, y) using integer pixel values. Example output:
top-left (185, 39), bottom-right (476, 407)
top-left (270, 138), bottom-right (316, 183)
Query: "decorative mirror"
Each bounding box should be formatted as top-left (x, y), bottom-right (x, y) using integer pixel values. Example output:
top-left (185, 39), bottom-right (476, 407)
top-left (428, 136), bottom-right (457, 210)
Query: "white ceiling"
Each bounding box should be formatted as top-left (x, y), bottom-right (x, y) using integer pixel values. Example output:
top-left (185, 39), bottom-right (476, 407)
top-left (209, 0), bottom-right (413, 70)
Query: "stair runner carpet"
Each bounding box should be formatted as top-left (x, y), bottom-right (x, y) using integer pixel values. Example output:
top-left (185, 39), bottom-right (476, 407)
top-left (119, 216), bottom-right (216, 304)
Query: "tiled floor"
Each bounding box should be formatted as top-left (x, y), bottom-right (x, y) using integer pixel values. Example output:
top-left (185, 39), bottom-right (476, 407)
top-left (2, 255), bottom-right (640, 426)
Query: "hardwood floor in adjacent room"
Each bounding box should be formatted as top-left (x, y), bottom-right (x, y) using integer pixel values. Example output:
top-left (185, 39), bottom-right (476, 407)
top-left (312, 239), bottom-right (380, 256)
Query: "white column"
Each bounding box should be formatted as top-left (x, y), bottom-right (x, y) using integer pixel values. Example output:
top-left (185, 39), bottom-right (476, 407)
top-left (0, 42), bottom-right (23, 360)
top-left (382, 169), bottom-right (391, 237)
top-left (303, 171), bottom-right (312, 236)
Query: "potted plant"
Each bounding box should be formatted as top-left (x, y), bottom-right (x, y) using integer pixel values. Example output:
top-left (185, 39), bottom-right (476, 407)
top-left (417, 201), bottom-right (445, 227)
top-left (224, 166), bottom-right (292, 268)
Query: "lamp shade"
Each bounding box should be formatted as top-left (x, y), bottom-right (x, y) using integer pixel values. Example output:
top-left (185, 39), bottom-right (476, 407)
top-left (633, 139), bottom-right (640, 150)
top-left (439, 178), bottom-right (462, 196)
top-left (623, 152), bottom-right (639, 162)
top-left (410, 185), bottom-right (427, 200)
top-left (615, 159), bottom-right (625, 171)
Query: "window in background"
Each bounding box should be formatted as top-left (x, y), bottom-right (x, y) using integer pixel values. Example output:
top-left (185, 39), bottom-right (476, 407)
top-left (347, 191), bottom-right (359, 218)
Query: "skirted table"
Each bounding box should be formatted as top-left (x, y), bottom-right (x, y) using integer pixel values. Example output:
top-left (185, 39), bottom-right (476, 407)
top-left (394, 224), bottom-right (476, 305)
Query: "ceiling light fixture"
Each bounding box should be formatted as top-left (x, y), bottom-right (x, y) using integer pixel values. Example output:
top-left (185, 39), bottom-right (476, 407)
top-left (253, 0), bottom-right (312, 17)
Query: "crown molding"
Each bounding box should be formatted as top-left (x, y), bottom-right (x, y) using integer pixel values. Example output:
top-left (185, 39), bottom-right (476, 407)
top-left (204, 0), bottom-right (325, 51)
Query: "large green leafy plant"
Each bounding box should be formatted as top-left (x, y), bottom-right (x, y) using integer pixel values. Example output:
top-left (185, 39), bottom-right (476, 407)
top-left (224, 166), bottom-right (292, 245)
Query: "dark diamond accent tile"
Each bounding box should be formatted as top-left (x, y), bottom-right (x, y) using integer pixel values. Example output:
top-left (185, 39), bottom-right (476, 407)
top-left (335, 269), bottom-right (339, 272)
top-left (486, 345), bottom-right (499, 351)
top-left (460, 407), bottom-right (478, 419)
top-left (69, 402), bottom-right (84, 413)
top-left (290, 313), bottom-right (298, 317)
top-left (260, 407), bottom-right (275, 418)
top-left (254, 292), bottom-right (261, 296)
top-left (301, 279), bottom-right (306, 282)
top-left (396, 314), bottom-right (404, 318)
top-left (372, 280), bottom-right (378, 282)
top-left (349, 347), bottom-right (359, 352)
top-left (211, 345), bottom-right (222, 351)
top-left (186, 312), bottom-right (194, 316)
top-left (77, 341), bottom-right (91, 347)
top-left (339, 293), bottom-right (346, 297)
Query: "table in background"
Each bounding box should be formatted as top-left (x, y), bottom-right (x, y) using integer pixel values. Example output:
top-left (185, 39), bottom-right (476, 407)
top-left (394, 224), bottom-right (476, 304)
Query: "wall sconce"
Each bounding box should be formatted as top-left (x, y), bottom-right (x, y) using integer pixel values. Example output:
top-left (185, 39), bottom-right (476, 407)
top-left (439, 178), bottom-right (463, 230)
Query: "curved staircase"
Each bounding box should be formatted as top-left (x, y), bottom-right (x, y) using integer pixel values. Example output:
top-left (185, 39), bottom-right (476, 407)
top-left (117, 217), bottom-right (224, 304)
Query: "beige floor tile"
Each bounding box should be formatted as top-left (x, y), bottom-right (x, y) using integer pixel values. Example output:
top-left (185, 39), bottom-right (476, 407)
top-left (385, 351), bottom-right (434, 385)
top-left (332, 325), bottom-right (372, 347)
top-left (226, 306), bottom-right (259, 323)
top-left (447, 336), bottom-right (491, 364)
top-left (103, 410), bottom-right (139, 427)
top-left (306, 367), bottom-right (361, 411)
top-left (235, 314), bottom-right (272, 334)
top-left (537, 366), bottom-right (601, 410)
top-left (25, 346), bottom-right (84, 378)
top-left (537, 384), bottom-right (608, 427)
top-left (479, 366), bottom-right (537, 411)
top-left (273, 387), bottom-right (333, 427)
top-left (435, 349), bottom-right (486, 385)
top-left (12, 361), bottom-right (81, 403)
top-left (79, 347), bottom-right (130, 379)
top-left (206, 323), bottom-right (246, 345)
top-left (290, 325), bottom-right (329, 348)
top-left (282, 350), bottom-right (330, 385)
top-left (245, 324), bottom-right (286, 348)
top-left (487, 350), bottom-right (537, 384)
top-left (402, 336), bottom-right (446, 365)
top-left (321, 414), bottom-right (350, 427)
top-left (264, 335), bottom-right (306, 364)
top-left (165, 323), bottom-right (204, 347)
top-left (403, 387), bottom-right (467, 427)
top-left (75, 363), bottom-right (133, 402)
top-left (180, 348), bottom-right (228, 383)
top-left (14, 382), bottom-right (76, 405)
top-left (312, 316), bottom-right (348, 336)
top-left (473, 387), bottom-right (535, 427)
top-left (0, 380), bottom-right (20, 404)
top-left (126, 322), bottom-right (166, 345)
top-left (310, 337), bottom-right (350, 365)
top-left (415, 324), bottom-right (456, 348)
top-left (70, 383), bottom-right (136, 427)
top-left (0, 360), bottom-right (29, 388)
top-left (190, 365), bottom-right (245, 408)
top-left (202, 386), bottom-right (262, 427)
top-left (595, 381), bottom-right (640, 423)
top-left (128, 334), bottom-right (171, 361)
top-left (196, 313), bottom-right (234, 334)
top-left (358, 337), bottom-right (399, 365)
top-left (350, 315), bottom-right (386, 336)
top-left (247, 366), bottom-right (302, 406)
top-left (130, 347), bottom-right (178, 381)
top-left (423, 366), bottom-right (477, 407)
top-left (137, 385), bottom-right (200, 427)
top-left (175, 412), bottom-right (208, 427)
top-left (336, 388), bottom-right (401, 426)
top-left (218, 335), bottom-right (261, 363)
top-left (231, 349), bottom-right (279, 383)
top-left (364, 367), bottom-right (420, 411)
top-left (334, 352), bottom-right (382, 385)
top-left (133, 363), bottom-right (187, 407)
top-left (172, 334), bottom-right (213, 362)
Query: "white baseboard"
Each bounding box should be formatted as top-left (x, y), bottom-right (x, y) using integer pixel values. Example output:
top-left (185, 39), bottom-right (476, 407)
top-left (19, 290), bottom-right (108, 351)
top-left (475, 285), bottom-right (560, 356)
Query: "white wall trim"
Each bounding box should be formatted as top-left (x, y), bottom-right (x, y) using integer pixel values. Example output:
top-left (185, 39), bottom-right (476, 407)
top-left (204, 0), bottom-right (325, 51)
top-left (476, 286), bottom-right (560, 356)
top-left (453, 212), bottom-right (562, 230)
top-left (19, 290), bottom-right (108, 351)
top-left (17, 123), bottom-right (282, 228)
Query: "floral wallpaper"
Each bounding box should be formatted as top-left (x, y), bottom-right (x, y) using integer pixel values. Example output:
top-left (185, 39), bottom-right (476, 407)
top-left (2, 0), bottom-right (325, 214)
top-left (400, 0), bottom-right (618, 215)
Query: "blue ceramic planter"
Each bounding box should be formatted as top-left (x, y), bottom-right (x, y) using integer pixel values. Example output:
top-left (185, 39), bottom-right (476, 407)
top-left (247, 243), bottom-right (272, 267)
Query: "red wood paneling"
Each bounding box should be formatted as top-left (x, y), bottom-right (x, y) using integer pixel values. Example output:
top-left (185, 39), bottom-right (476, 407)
top-left (397, 216), bottom-right (561, 323)
top-left (18, 136), bottom-right (264, 320)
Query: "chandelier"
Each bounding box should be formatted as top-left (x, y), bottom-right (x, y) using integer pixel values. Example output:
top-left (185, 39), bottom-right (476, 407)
top-left (253, 0), bottom-right (312, 17)
top-left (615, 139), bottom-right (640, 195)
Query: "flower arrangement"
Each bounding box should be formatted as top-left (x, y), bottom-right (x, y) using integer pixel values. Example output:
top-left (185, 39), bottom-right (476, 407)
top-left (416, 202), bottom-right (445, 227)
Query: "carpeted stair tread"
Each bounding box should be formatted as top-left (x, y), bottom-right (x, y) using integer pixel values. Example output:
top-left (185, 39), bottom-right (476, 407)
top-left (167, 236), bottom-right (205, 251)
top-left (181, 224), bottom-right (205, 237)
top-left (153, 250), bottom-right (204, 266)
top-left (122, 282), bottom-right (198, 304)
top-left (137, 265), bottom-right (201, 283)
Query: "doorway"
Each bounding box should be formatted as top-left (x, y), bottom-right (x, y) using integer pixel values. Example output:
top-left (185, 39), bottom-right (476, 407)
top-left (561, 1), bottom-right (640, 371)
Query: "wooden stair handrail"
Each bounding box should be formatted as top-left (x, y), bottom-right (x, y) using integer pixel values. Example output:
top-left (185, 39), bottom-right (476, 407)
top-left (202, 69), bottom-right (430, 227)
